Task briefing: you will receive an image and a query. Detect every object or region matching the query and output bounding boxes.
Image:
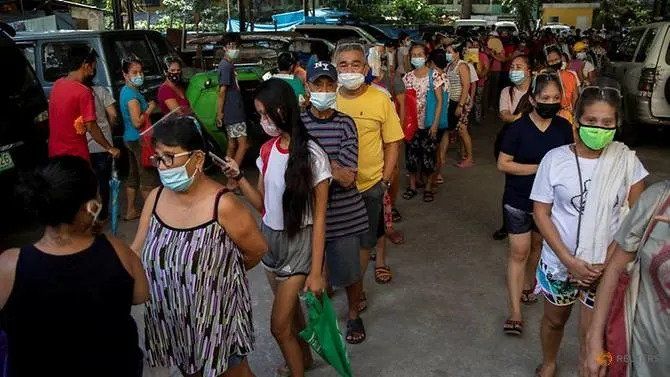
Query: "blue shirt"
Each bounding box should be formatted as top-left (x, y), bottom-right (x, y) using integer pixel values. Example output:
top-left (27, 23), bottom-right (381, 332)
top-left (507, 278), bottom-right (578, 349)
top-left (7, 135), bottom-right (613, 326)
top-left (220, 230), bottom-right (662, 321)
top-left (120, 85), bottom-right (148, 142)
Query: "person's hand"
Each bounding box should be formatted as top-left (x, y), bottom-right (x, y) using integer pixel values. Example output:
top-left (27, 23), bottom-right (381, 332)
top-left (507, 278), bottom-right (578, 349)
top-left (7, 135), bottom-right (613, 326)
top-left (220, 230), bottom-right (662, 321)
top-left (147, 100), bottom-right (157, 112)
top-left (216, 113), bottom-right (224, 128)
top-left (220, 156), bottom-right (240, 179)
top-left (456, 105), bottom-right (463, 118)
top-left (429, 125), bottom-right (438, 139)
top-left (330, 161), bottom-right (356, 188)
top-left (107, 147), bottom-right (121, 159)
top-left (304, 272), bottom-right (326, 295)
top-left (567, 257), bottom-right (602, 286)
top-left (584, 335), bottom-right (608, 377)
top-left (654, 214), bottom-right (670, 224)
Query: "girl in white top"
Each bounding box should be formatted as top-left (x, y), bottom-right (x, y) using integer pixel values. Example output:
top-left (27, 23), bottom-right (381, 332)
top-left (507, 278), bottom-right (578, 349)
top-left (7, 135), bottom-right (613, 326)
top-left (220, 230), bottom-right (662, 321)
top-left (223, 78), bottom-right (331, 377)
top-left (442, 42), bottom-right (474, 168)
top-left (530, 83), bottom-right (648, 377)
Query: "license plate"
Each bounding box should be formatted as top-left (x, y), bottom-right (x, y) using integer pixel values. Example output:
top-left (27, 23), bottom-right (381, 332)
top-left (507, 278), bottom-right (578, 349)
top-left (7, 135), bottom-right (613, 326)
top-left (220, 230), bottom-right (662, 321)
top-left (0, 152), bottom-right (15, 173)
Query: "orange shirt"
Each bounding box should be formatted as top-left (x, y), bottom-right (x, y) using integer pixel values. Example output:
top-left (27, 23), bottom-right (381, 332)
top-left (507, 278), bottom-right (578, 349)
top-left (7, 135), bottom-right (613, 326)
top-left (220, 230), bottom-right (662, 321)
top-left (558, 70), bottom-right (579, 124)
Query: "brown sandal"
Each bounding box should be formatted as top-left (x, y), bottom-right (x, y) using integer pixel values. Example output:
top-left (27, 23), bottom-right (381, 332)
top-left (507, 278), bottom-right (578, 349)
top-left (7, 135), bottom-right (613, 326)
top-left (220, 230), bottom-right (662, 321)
top-left (375, 265), bottom-right (393, 284)
top-left (357, 291), bottom-right (368, 313)
top-left (503, 319), bottom-right (523, 336)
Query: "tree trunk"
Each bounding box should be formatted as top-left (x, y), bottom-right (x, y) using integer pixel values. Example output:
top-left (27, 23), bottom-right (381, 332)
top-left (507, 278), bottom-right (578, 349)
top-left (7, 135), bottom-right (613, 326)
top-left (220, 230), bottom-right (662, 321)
top-left (238, 0), bottom-right (246, 32)
top-left (111, 0), bottom-right (123, 29)
top-left (304, 0), bottom-right (309, 17)
top-left (461, 0), bottom-right (472, 19)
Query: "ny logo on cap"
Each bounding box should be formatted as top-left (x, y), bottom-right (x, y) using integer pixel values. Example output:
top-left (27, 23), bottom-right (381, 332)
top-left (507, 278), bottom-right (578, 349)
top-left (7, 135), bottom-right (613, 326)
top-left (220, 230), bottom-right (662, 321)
top-left (314, 61), bottom-right (331, 70)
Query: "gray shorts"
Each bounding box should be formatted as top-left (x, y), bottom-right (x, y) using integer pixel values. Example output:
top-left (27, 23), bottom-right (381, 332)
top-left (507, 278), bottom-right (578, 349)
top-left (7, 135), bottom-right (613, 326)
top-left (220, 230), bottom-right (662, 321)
top-left (225, 122), bottom-right (248, 139)
top-left (261, 223), bottom-right (312, 280)
top-left (325, 236), bottom-right (362, 288)
top-left (359, 181), bottom-right (385, 249)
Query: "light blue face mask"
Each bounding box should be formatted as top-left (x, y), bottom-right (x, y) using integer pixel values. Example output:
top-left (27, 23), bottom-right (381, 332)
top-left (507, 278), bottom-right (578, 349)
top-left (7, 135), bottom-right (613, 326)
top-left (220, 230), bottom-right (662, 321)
top-left (410, 57), bottom-right (426, 68)
top-left (130, 74), bottom-right (144, 87)
top-left (509, 70), bottom-right (526, 85)
top-left (158, 157), bottom-right (195, 192)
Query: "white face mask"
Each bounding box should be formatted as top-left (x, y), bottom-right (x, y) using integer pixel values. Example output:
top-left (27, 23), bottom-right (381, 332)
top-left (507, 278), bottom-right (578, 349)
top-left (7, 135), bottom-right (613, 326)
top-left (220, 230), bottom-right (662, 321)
top-left (338, 73), bottom-right (365, 91)
top-left (260, 117), bottom-right (281, 137)
top-left (226, 49), bottom-right (239, 59)
top-left (576, 52), bottom-right (587, 60)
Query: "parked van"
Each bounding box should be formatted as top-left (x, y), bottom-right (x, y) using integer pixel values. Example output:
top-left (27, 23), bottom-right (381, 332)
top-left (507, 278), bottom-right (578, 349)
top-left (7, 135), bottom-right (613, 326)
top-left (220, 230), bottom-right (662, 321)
top-left (609, 21), bottom-right (670, 142)
top-left (494, 21), bottom-right (518, 35)
top-left (293, 24), bottom-right (378, 45)
top-left (14, 30), bottom-right (182, 101)
top-left (454, 19), bottom-right (488, 35)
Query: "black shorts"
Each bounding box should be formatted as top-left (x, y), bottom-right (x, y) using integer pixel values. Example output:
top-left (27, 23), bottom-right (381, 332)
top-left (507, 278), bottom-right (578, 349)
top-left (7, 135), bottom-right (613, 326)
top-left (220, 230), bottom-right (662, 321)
top-left (503, 204), bottom-right (538, 234)
top-left (447, 100), bottom-right (459, 131)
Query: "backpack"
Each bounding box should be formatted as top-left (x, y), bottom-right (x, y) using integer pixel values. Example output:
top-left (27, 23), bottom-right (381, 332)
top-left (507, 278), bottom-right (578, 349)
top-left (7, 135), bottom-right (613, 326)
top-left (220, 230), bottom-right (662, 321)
top-left (424, 69), bottom-right (450, 129)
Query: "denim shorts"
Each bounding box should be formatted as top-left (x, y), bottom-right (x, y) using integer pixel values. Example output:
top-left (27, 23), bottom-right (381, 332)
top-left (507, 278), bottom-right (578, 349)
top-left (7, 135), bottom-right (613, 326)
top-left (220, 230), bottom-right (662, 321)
top-left (325, 236), bottom-right (362, 288)
top-left (503, 204), bottom-right (538, 234)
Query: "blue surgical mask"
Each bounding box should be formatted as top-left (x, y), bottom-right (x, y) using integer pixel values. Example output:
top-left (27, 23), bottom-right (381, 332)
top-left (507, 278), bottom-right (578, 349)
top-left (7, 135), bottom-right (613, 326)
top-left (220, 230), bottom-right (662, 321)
top-left (158, 158), bottom-right (195, 192)
top-left (509, 70), bottom-right (526, 85)
top-left (310, 91), bottom-right (337, 111)
top-left (130, 74), bottom-right (144, 87)
top-left (410, 57), bottom-right (426, 68)
top-left (445, 54), bottom-right (454, 63)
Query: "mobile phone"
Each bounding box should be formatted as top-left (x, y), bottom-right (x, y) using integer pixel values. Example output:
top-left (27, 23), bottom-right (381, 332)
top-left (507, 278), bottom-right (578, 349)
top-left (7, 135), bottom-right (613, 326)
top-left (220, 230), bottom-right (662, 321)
top-left (208, 152), bottom-right (228, 168)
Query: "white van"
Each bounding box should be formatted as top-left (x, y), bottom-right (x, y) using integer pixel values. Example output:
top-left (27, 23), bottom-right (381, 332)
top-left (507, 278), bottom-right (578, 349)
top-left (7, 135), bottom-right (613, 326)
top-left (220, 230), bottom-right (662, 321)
top-left (610, 21), bottom-right (670, 142)
top-left (494, 21), bottom-right (518, 35)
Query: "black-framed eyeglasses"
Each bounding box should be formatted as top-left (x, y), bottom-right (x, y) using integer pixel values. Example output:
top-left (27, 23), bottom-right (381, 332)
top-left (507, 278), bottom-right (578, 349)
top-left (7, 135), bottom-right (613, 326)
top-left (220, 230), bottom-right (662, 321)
top-left (149, 151), bottom-right (193, 168)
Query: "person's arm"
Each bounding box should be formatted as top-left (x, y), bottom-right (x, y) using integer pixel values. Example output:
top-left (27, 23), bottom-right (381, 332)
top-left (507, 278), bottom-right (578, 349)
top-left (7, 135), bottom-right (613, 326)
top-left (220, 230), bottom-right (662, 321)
top-left (382, 141), bottom-right (400, 183)
top-left (217, 193), bottom-right (268, 270)
top-left (429, 85), bottom-right (443, 139)
top-left (0, 249), bottom-right (19, 310)
top-left (497, 152), bottom-right (538, 175)
top-left (456, 63), bottom-right (470, 116)
top-left (127, 99), bottom-right (155, 129)
top-left (534, 201), bottom-right (601, 284)
top-left (164, 98), bottom-right (184, 114)
top-left (221, 158), bottom-right (265, 214)
top-left (107, 236), bottom-right (150, 305)
top-left (331, 118), bottom-right (359, 188)
top-left (396, 92), bottom-right (406, 127)
top-left (105, 104), bottom-right (118, 128)
top-left (86, 121), bottom-right (119, 157)
top-left (500, 110), bottom-right (520, 124)
top-left (130, 188), bottom-right (160, 254)
top-left (304, 180), bottom-right (329, 294)
top-left (478, 57), bottom-right (489, 78)
top-left (585, 245), bottom-right (635, 376)
top-left (216, 85), bottom-right (227, 128)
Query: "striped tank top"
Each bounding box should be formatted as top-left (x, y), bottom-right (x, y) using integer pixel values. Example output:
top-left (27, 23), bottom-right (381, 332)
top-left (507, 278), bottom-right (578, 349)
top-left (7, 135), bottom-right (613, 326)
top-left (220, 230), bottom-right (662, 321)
top-left (447, 60), bottom-right (465, 99)
top-left (142, 187), bottom-right (254, 376)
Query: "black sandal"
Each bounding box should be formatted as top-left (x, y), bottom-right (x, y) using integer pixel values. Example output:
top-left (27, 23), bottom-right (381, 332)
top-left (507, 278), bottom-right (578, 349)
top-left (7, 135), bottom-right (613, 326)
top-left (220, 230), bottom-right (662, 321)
top-left (402, 187), bottom-right (418, 200)
top-left (423, 191), bottom-right (435, 203)
top-left (346, 317), bottom-right (366, 344)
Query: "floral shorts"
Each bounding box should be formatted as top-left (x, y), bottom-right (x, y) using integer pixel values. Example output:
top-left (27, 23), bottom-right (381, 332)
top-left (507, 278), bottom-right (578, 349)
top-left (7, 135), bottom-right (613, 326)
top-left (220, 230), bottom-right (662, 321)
top-left (225, 122), bottom-right (247, 139)
top-left (537, 259), bottom-right (597, 309)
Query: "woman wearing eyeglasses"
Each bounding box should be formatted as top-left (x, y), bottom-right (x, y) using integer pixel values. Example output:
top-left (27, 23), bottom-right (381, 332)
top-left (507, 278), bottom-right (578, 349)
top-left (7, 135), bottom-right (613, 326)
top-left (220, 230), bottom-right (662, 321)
top-left (131, 116), bottom-right (268, 377)
top-left (498, 71), bottom-right (574, 337)
top-left (531, 83), bottom-right (647, 377)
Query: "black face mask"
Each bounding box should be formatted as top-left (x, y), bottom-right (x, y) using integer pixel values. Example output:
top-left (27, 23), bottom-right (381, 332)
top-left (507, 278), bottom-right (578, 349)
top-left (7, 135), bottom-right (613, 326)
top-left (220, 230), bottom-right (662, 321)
top-left (535, 102), bottom-right (561, 119)
top-left (549, 62), bottom-right (563, 71)
top-left (167, 72), bottom-right (182, 83)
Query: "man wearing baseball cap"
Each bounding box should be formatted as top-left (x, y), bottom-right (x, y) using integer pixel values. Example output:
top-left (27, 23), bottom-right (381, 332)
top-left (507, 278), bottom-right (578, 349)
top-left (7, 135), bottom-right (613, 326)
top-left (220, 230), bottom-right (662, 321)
top-left (302, 61), bottom-right (369, 344)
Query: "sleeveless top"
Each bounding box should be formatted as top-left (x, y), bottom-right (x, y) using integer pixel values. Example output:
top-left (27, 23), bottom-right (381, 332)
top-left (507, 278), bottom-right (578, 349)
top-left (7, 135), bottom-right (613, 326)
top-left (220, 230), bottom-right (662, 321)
top-left (142, 187), bottom-right (254, 376)
top-left (0, 235), bottom-right (141, 377)
top-left (447, 59), bottom-right (466, 99)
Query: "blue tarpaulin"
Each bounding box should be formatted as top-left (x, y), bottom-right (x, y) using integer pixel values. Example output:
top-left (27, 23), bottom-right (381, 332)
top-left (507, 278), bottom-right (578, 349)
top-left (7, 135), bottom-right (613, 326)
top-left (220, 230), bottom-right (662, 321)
top-left (226, 8), bottom-right (350, 32)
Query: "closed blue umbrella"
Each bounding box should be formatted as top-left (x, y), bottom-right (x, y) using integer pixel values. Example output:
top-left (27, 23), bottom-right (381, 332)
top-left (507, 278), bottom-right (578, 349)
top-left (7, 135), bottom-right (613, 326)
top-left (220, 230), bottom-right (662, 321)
top-left (109, 159), bottom-right (121, 235)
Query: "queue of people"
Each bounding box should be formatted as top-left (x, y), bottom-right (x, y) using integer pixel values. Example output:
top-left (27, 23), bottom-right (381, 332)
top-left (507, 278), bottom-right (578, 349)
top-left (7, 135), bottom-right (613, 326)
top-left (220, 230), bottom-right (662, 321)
top-left (0, 26), bottom-right (667, 377)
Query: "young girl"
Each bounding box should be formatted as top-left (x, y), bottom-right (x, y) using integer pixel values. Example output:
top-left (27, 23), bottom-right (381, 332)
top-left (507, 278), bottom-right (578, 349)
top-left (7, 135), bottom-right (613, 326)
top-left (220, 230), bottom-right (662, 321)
top-left (223, 78), bottom-right (331, 377)
top-left (498, 71), bottom-right (574, 336)
top-left (531, 83), bottom-right (647, 377)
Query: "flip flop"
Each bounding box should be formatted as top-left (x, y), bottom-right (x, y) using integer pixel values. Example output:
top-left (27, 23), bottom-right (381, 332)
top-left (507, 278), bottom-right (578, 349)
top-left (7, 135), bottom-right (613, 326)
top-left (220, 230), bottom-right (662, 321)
top-left (375, 265), bottom-right (393, 284)
top-left (503, 319), bottom-right (523, 336)
top-left (346, 317), bottom-right (366, 344)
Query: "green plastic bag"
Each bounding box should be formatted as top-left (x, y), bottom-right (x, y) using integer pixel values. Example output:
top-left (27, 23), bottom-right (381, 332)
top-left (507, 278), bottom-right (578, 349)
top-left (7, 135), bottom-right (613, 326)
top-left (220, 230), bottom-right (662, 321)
top-left (299, 292), bottom-right (353, 377)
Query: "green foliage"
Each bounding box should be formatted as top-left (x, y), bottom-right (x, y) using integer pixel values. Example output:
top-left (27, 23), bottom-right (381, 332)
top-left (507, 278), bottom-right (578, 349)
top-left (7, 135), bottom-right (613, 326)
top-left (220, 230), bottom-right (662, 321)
top-left (501, 0), bottom-right (537, 32)
top-left (594, 0), bottom-right (651, 29)
top-left (382, 0), bottom-right (437, 24)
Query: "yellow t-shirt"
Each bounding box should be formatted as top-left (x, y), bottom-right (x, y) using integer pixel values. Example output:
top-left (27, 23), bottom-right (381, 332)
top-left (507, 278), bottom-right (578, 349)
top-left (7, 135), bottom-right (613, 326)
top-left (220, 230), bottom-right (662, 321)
top-left (337, 85), bottom-right (404, 192)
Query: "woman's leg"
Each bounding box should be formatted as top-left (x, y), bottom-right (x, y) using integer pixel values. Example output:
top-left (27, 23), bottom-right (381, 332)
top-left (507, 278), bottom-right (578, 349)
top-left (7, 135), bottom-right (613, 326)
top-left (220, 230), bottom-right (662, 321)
top-left (538, 301), bottom-right (573, 377)
top-left (578, 303), bottom-right (595, 377)
top-left (506, 232), bottom-right (531, 321)
top-left (270, 275), bottom-right (307, 377)
top-left (124, 144), bottom-right (140, 219)
top-left (458, 125), bottom-right (474, 164)
top-left (222, 359), bottom-right (255, 377)
top-left (524, 231), bottom-right (543, 292)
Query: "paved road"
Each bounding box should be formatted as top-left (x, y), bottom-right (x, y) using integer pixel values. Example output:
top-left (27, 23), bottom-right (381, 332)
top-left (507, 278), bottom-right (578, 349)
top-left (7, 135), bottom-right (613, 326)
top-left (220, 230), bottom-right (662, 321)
top-left (6, 116), bottom-right (670, 377)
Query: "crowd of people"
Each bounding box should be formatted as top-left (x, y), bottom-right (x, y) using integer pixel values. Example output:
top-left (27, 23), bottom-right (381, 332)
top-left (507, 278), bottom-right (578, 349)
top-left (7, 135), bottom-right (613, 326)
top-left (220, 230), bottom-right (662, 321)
top-left (0, 25), bottom-right (667, 377)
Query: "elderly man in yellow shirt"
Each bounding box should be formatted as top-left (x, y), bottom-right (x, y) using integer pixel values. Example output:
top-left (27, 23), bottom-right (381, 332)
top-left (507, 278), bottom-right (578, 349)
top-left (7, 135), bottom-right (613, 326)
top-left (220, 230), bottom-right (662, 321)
top-left (335, 42), bottom-right (404, 291)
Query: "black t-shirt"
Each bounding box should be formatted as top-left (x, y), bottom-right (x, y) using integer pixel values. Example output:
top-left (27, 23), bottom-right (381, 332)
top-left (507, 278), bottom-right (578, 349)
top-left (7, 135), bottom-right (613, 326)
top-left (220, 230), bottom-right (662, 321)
top-left (501, 114), bottom-right (574, 211)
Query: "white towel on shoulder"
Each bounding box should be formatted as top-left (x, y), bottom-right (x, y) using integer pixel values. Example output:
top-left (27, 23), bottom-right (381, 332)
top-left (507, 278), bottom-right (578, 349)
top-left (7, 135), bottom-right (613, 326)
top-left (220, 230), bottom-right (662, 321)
top-left (575, 141), bottom-right (636, 264)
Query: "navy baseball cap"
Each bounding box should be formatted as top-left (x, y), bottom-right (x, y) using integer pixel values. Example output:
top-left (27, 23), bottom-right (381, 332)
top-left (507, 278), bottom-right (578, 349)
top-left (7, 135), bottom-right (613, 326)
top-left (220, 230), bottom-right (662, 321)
top-left (307, 61), bottom-right (337, 83)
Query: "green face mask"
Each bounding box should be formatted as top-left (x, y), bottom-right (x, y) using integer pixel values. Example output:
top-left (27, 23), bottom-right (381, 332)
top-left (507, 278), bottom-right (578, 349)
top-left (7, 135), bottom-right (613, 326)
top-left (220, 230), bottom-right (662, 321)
top-left (578, 124), bottom-right (616, 150)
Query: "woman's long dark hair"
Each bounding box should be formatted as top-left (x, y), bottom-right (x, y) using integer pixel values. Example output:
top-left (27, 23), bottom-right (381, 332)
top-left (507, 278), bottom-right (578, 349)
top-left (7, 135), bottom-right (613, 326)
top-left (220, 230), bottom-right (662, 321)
top-left (255, 79), bottom-right (314, 238)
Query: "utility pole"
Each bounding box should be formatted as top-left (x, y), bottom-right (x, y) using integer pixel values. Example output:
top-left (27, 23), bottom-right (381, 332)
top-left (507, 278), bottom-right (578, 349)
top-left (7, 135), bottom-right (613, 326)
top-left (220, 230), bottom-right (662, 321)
top-left (126, 0), bottom-right (135, 29)
top-left (304, 0), bottom-right (309, 17)
top-left (238, 0), bottom-right (246, 32)
top-left (461, 0), bottom-right (472, 19)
